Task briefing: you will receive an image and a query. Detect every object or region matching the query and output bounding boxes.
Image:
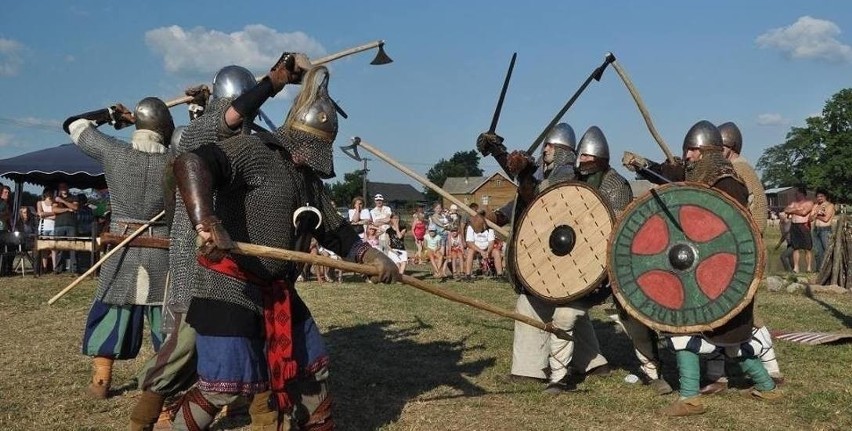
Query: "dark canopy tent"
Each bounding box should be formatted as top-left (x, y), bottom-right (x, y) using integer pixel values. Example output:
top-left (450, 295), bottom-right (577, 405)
top-left (0, 143), bottom-right (105, 226)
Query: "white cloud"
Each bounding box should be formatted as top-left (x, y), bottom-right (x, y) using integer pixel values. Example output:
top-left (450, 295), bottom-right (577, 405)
top-left (0, 133), bottom-right (15, 147)
top-left (756, 113), bottom-right (789, 126)
top-left (756, 16), bottom-right (852, 63)
top-left (145, 25), bottom-right (326, 76)
top-left (0, 38), bottom-right (25, 76)
top-left (14, 117), bottom-right (62, 129)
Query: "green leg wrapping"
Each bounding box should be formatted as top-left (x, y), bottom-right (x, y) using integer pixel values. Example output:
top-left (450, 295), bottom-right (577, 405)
top-left (676, 350), bottom-right (701, 398)
top-left (738, 356), bottom-right (776, 391)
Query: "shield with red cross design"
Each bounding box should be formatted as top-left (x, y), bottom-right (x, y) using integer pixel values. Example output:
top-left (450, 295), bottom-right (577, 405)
top-left (511, 181), bottom-right (614, 304)
top-left (608, 182), bottom-right (764, 333)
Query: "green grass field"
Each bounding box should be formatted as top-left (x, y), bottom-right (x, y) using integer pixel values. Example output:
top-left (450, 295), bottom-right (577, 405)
top-left (0, 256), bottom-right (850, 430)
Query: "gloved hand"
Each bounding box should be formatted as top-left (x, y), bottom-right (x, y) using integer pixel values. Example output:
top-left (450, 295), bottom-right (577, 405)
top-left (506, 150), bottom-right (536, 176)
top-left (185, 84), bottom-right (211, 106)
top-left (110, 103), bottom-right (135, 130)
top-left (195, 216), bottom-right (234, 262)
top-left (268, 52), bottom-right (312, 94)
top-left (622, 151), bottom-right (649, 172)
top-left (476, 132), bottom-right (506, 157)
top-left (362, 247), bottom-right (401, 284)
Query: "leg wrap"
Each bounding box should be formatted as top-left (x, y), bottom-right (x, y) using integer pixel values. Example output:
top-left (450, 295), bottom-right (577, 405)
top-left (676, 350), bottom-right (701, 398)
top-left (737, 356), bottom-right (776, 392)
top-left (172, 387), bottom-right (230, 431)
top-left (130, 390), bottom-right (166, 431)
top-left (249, 391), bottom-right (278, 431)
top-left (304, 395), bottom-right (334, 431)
top-left (88, 356), bottom-right (114, 399)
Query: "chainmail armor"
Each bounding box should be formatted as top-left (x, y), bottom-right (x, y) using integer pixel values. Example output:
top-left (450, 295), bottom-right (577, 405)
top-left (732, 156), bottom-right (768, 233)
top-left (597, 168), bottom-right (633, 215)
top-left (76, 126), bottom-right (170, 305)
top-left (192, 133), bottom-right (346, 316)
top-left (274, 127), bottom-right (335, 179)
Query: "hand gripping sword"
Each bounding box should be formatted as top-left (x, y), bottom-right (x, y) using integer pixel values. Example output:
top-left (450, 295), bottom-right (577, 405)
top-left (166, 40), bottom-right (393, 108)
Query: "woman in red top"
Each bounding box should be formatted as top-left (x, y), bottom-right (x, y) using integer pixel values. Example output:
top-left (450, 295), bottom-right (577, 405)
top-left (411, 212), bottom-right (427, 264)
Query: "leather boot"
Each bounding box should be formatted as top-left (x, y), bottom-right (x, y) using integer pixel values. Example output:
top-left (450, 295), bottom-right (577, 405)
top-left (249, 391), bottom-right (278, 431)
top-left (87, 356), bottom-right (113, 399)
top-left (129, 391), bottom-right (166, 431)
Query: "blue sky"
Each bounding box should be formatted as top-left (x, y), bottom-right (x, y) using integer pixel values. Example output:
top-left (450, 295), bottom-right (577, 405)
top-left (1, 1), bottom-right (850, 192)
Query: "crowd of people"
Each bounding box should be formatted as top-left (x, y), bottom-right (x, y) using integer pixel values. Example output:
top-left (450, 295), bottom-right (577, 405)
top-left (0, 182), bottom-right (99, 276)
top-left (339, 194), bottom-right (506, 283)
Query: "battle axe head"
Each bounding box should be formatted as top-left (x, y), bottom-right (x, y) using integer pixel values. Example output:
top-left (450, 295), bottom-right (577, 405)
top-left (370, 42), bottom-right (393, 65)
top-left (340, 136), bottom-right (363, 161)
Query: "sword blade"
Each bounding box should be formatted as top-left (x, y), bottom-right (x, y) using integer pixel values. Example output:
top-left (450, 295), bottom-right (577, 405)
top-left (488, 52), bottom-right (517, 133)
top-left (526, 53), bottom-right (615, 155)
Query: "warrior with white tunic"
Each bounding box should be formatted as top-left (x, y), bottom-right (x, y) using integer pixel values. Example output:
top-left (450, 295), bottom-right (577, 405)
top-left (170, 58), bottom-right (399, 430)
top-left (63, 97), bottom-right (174, 399)
top-left (477, 124), bottom-right (612, 393)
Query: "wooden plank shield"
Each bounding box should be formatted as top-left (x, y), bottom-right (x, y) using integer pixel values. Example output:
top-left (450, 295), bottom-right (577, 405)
top-left (608, 182), bottom-right (765, 333)
top-left (511, 182), bottom-right (614, 304)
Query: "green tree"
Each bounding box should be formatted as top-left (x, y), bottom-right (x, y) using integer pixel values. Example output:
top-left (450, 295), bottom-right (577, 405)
top-left (326, 169), bottom-right (366, 208)
top-left (424, 150), bottom-right (483, 202)
top-left (757, 88), bottom-right (852, 202)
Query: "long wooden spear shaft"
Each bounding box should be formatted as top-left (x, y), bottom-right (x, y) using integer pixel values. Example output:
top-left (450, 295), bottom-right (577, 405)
top-left (231, 242), bottom-right (570, 339)
top-left (166, 40), bottom-right (390, 108)
top-left (609, 58), bottom-right (677, 164)
top-left (47, 211), bottom-right (166, 305)
top-left (345, 137), bottom-right (510, 238)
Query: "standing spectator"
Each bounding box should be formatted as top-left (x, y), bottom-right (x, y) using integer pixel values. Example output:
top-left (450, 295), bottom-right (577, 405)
top-left (347, 196), bottom-right (371, 239)
top-left (784, 187), bottom-right (815, 273)
top-left (463, 222), bottom-right (503, 280)
top-left (15, 206), bottom-right (37, 236)
top-left (810, 190), bottom-right (836, 271)
top-left (76, 194), bottom-right (95, 236)
top-left (424, 227), bottom-right (444, 279)
top-left (776, 211), bottom-right (794, 272)
top-left (370, 193), bottom-right (392, 231)
top-left (385, 213), bottom-right (408, 274)
top-left (0, 185), bottom-right (11, 232)
top-left (52, 182), bottom-right (79, 273)
top-left (36, 188), bottom-right (56, 271)
top-left (446, 225), bottom-right (465, 279)
top-left (411, 211), bottom-right (427, 264)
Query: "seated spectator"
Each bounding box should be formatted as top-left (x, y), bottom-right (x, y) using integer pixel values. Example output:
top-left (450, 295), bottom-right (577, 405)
top-left (464, 223), bottom-right (504, 281)
top-left (446, 226), bottom-right (465, 279)
top-left (385, 213), bottom-right (408, 275)
top-left (424, 227), bottom-right (444, 279)
top-left (365, 225), bottom-right (381, 249)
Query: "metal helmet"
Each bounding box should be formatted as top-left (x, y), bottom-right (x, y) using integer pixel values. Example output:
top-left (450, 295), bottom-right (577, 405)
top-left (211, 65), bottom-right (256, 101)
top-left (134, 97), bottom-right (175, 145)
top-left (575, 126), bottom-right (610, 174)
top-left (170, 125), bottom-right (186, 149)
top-left (718, 122), bottom-right (743, 154)
top-left (544, 123), bottom-right (577, 150)
top-left (682, 120), bottom-right (722, 155)
top-left (278, 66), bottom-right (339, 178)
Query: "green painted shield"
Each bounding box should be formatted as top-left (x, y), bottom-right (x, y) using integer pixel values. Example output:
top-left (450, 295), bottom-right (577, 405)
top-left (608, 182), bottom-right (764, 333)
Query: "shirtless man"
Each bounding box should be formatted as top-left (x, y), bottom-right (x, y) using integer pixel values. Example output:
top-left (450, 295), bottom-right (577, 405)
top-left (810, 190), bottom-right (836, 270)
top-left (783, 187), bottom-right (815, 273)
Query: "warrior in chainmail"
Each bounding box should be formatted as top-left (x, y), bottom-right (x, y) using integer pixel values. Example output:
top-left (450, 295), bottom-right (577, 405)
top-left (170, 58), bottom-right (399, 431)
top-left (129, 65), bottom-right (261, 431)
top-left (623, 120), bottom-right (782, 416)
top-left (694, 121), bottom-right (784, 399)
top-left (64, 97), bottom-right (174, 400)
top-left (476, 124), bottom-right (612, 394)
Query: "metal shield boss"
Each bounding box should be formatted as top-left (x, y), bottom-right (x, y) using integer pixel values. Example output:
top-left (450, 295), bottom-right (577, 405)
top-left (608, 182), bottom-right (765, 333)
top-left (511, 182), bottom-right (614, 304)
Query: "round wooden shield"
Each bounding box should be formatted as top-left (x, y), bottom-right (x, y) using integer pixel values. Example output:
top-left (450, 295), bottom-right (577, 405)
top-left (608, 182), bottom-right (765, 334)
top-left (511, 182), bottom-right (614, 304)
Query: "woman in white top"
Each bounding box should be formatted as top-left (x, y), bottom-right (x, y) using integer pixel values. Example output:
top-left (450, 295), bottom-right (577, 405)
top-left (348, 196), bottom-right (372, 239)
top-left (36, 187), bottom-right (57, 271)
